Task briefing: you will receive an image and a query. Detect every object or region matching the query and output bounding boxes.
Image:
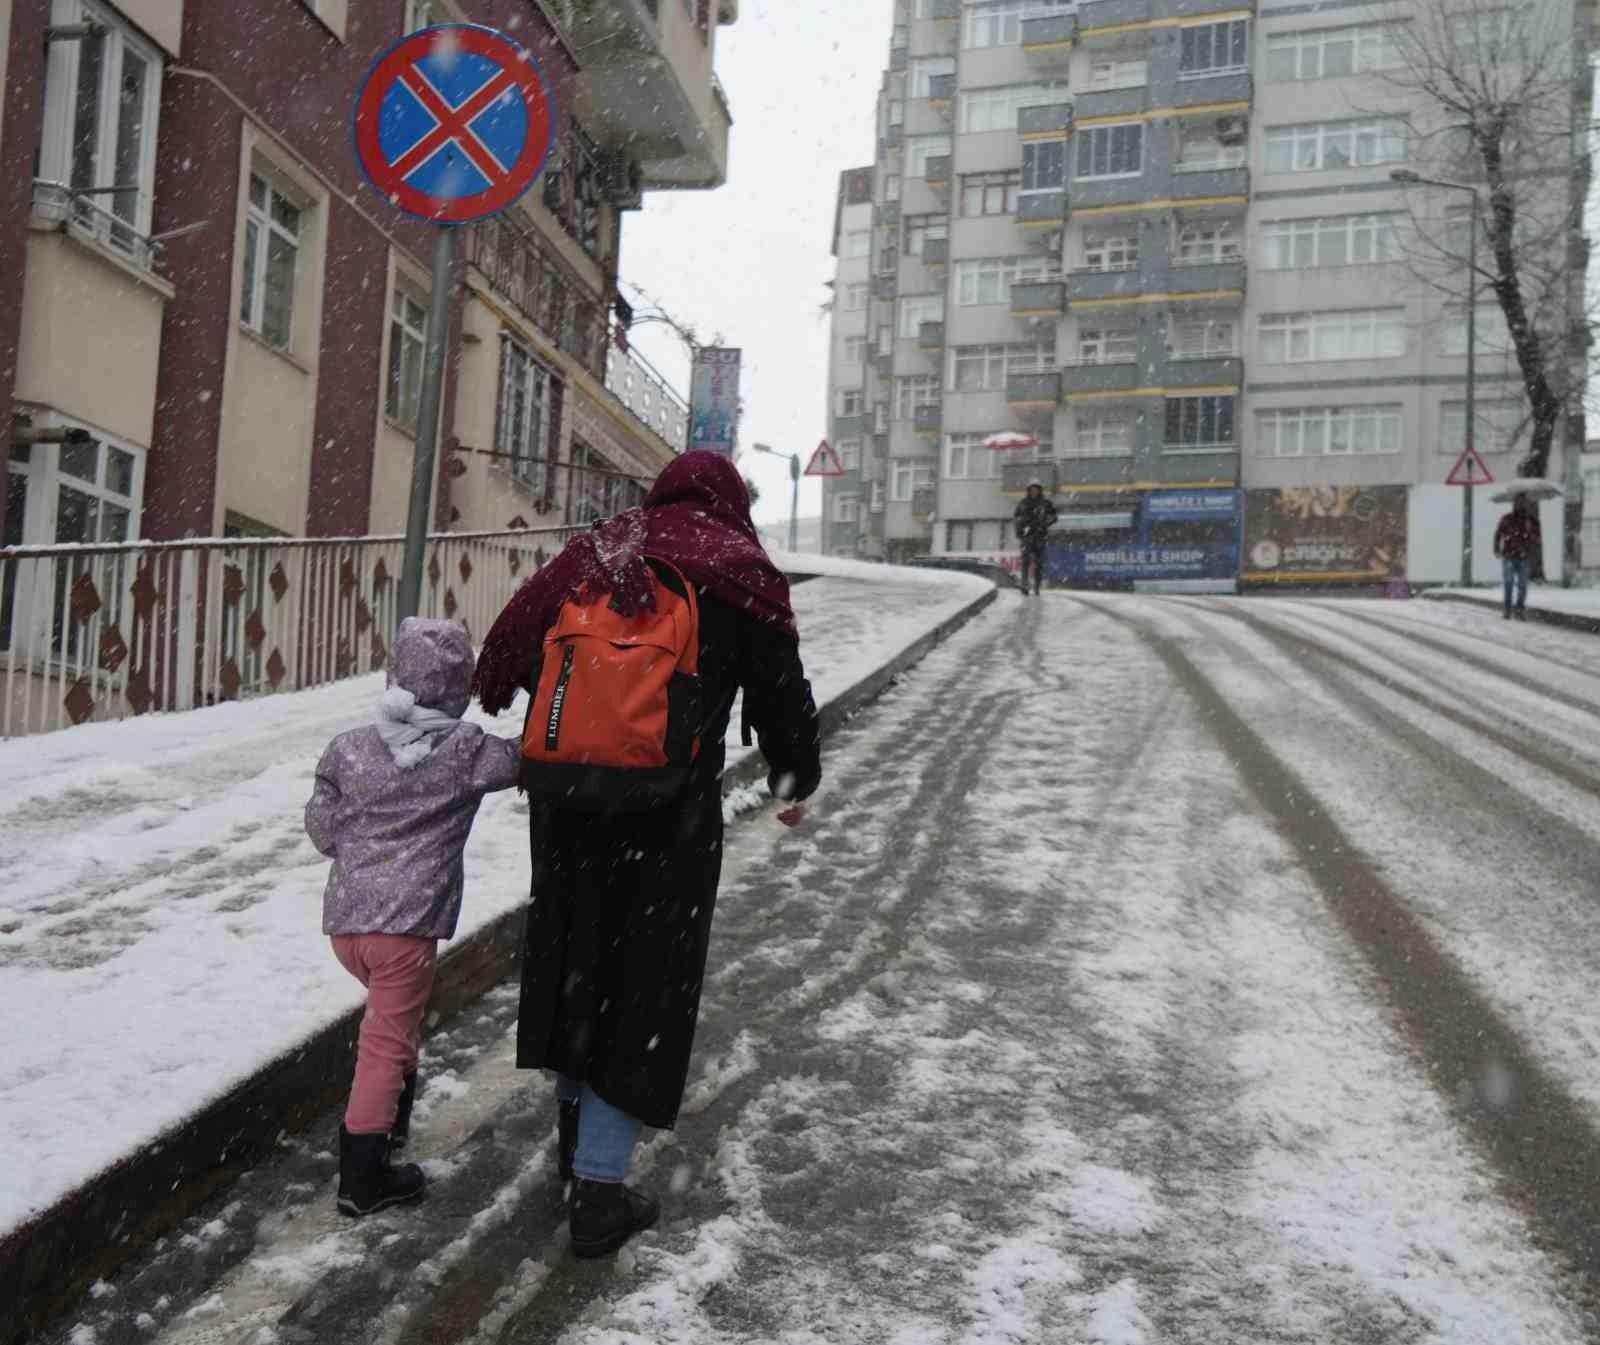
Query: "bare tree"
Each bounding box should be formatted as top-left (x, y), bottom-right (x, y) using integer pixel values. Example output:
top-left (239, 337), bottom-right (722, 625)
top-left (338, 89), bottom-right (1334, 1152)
top-left (1376, 0), bottom-right (1592, 478)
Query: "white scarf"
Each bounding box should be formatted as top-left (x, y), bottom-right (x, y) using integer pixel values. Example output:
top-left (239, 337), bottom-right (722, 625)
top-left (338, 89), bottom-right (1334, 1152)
top-left (376, 687), bottom-right (460, 768)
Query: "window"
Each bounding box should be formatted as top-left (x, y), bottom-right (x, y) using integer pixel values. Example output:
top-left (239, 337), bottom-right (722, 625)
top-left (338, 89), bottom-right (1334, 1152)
top-left (1439, 401), bottom-right (1526, 456)
top-left (1440, 304), bottom-right (1516, 356)
top-left (1076, 124), bottom-right (1144, 179)
top-left (951, 341), bottom-right (1055, 391)
top-left (908, 136), bottom-right (954, 176)
top-left (405, 0), bottom-right (446, 30)
top-left (895, 375), bottom-right (942, 419)
top-left (1260, 213), bottom-right (1406, 270)
top-left (844, 335), bottom-right (868, 364)
top-left (1071, 413), bottom-right (1134, 458)
top-left (961, 85), bottom-right (1059, 134)
top-left (1257, 405), bottom-right (1403, 457)
top-left (1264, 120), bottom-right (1406, 174)
top-left (891, 460), bottom-right (937, 501)
top-left (839, 389), bottom-right (865, 417)
top-left (1082, 233), bottom-right (1138, 272)
top-left (845, 230), bottom-right (872, 259)
top-left (1169, 317), bottom-right (1236, 359)
top-left (1176, 220), bottom-right (1241, 265)
top-left (837, 439), bottom-right (863, 470)
top-left (946, 433), bottom-right (1001, 480)
top-left (911, 56), bottom-right (956, 98)
top-left (878, 324), bottom-right (894, 355)
top-left (871, 480), bottom-right (886, 513)
top-left (36, 0), bottom-right (163, 261)
top-left (1180, 19), bottom-right (1249, 76)
top-left (905, 214), bottom-right (949, 256)
top-left (1165, 396), bottom-right (1237, 450)
top-left (1259, 309), bottom-right (1407, 363)
top-left (834, 493), bottom-right (862, 524)
top-left (47, 435), bottom-right (141, 664)
top-left (1450, 10), bottom-right (1522, 62)
top-left (1177, 129), bottom-right (1247, 173)
top-left (845, 283), bottom-right (869, 311)
top-left (241, 174), bottom-right (303, 350)
top-left (1266, 24), bottom-right (1402, 81)
top-left (498, 340), bottom-right (556, 494)
top-left (965, 0), bottom-right (1026, 48)
top-left (955, 256), bottom-right (1060, 306)
top-left (899, 294), bottom-right (944, 338)
top-left (1022, 140), bottom-right (1067, 195)
top-left (1090, 58), bottom-right (1148, 90)
top-left (386, 289), bottom-right (428, 428)
top-left (1075, 328), bottom-right (1138, 364)
top-left (961, 171), bottom-right (1022, 217)
top-left (875, 402), bottom-right (891, 434)
top-left (885, 173), bottom-right (902, 203)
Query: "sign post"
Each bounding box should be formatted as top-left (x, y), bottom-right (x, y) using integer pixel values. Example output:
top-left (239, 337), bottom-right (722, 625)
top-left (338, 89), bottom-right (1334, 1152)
top-left (354, 24), bottom-right (557, 621)
top-left (1447, 443), bottom-right (1494, 588)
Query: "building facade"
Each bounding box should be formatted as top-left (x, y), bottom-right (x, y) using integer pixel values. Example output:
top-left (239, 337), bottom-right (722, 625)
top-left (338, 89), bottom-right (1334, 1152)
top-left (825, 0), bottom-right (1592, 586)
top-left (822, 167), bottom-right (877, 555)
top-left (3, 0), bottom-right (734, 561)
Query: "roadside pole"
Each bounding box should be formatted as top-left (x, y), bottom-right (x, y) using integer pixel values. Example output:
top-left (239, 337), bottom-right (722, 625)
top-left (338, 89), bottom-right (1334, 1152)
top-left (398, 225), bottom-right (456, 622)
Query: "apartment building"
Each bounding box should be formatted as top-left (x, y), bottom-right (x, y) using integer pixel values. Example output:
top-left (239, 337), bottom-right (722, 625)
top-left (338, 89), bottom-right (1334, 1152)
top-left (822, 166), bottom-right (876, 555)
top-left (2, 0), bottom-right (731, 561)
top-left (826, 0), bottom-right (1592, 586)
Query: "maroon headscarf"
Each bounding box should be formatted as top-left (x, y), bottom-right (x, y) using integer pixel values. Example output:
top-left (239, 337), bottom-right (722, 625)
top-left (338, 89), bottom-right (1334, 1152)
top-left (474, 452), bottom-right (796, 714)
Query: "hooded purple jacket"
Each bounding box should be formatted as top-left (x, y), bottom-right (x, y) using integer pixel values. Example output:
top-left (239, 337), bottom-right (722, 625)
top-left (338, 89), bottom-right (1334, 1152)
top-left (306, 618), bottom-right (520, 939)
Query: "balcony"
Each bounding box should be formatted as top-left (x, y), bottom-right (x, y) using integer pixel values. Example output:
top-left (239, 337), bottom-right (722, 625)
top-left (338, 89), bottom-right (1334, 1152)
top-left (918, 320), bottom-right (946, 351)
top-left (1164, 353), bottom-right (1243, 390)
top-left (1172, 71), bottom-right (1252, 109)
top-left (924, 155), bottom-right (952, 190)
top-left (556, 0), bottom-right (733, 188)
top-left (1066, 175), bottom-right (1149, 214)
top-left (1068, 267), bottom-right (1146, 305)
top-left (1156, 445), bottom-right (1240, 485)
top-left (1074, 86), bottom-right (1146, 121)
top-left (1157, 0), bottom-right (1254, 17)
top-left (885, 125), bottom-right (905, 150)
top-left (921, 238), bottom-right (949, 267)
top-left (911, 487), bottom-right (938, 519)
top-left (1168, 258), bottom-right (1246, 300)
top-left (1002, 460), bottom-right (1060, 493)
top-left (1022, 12), bottom-right (1079, 57)
top-left (880, 201), bottom-right (901, 228)
top-left (914, 403), bottom-right (943, 436)
top-left (1058, 357), bottom-right (1141, 397)
top-left (926, 0), bottom-right (961, 18)
top-left (874, 274), bottom-right (898, 301)
top-left (1171, 165), bottom-right (1250, 202)
top-left (891, 45), bottom-right (909, 71)
top-left (876, 353), bottom-right (896, 381)
top-left (1019, 189), bottom-right (1067, 226)
top-left (834, 414), bottom-right (866, 440)
top-left (1019, 102), bottom-right (1074, 138)
top-left (1079, 0), bottom-right (1151, 35)
top-left (1011, 281), bottom-right (1067, 319)
top-left (879, 246), bottom-right (900, 276)
top-left (929, 73), bottom-right (956, 110)
top-left (1007, 371), bottom-right (1062, 411)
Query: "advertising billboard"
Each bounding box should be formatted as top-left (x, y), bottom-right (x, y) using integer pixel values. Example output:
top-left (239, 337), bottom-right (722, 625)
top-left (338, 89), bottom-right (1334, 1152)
top-left (1048, 489), bottom-right (1243, 590)
top-left (689, 347), bottom-right (742, 456)
top-left (1243, 486), bottom-right (1408, 583)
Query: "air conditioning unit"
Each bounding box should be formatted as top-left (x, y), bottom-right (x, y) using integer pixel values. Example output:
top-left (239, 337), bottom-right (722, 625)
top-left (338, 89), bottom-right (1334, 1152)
top-left (1215, 116), bottom-right (1247, 146)
top-left (600, 152), bottom-right (643, 210)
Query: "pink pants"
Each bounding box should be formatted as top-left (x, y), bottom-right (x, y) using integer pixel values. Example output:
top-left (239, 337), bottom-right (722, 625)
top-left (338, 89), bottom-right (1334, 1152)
top-left (331, 933), bottom-right (439, 1136)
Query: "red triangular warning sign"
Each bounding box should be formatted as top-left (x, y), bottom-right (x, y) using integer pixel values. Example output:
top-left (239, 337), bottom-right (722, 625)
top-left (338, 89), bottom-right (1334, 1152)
top-left (805, 440), bottom-right (846, 478)
top-left (1446, 443), bottom-right (1495, 487)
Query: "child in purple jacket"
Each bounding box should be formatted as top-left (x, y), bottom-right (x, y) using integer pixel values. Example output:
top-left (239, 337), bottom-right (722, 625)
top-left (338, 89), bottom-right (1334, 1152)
top-left (306, 617), bottom-right (520, 1217)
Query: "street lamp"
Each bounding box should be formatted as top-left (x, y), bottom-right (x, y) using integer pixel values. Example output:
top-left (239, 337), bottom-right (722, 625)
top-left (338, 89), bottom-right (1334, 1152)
top-left (1390, 168), bottom-right (1482, 586)
top-left (750, 442), bottom-right (802, 553)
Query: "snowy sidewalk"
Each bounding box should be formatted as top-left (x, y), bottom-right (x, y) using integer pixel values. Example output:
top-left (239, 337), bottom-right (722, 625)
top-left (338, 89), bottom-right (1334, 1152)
top-left (0, 557), bottom-right (990, 1254)
top-left (1423, 583), bottom-right (1600, 633)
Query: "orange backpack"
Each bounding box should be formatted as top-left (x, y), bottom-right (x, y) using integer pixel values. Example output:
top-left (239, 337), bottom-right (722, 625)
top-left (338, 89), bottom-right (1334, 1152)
top-left (520, 559), bottom-right (703, 812)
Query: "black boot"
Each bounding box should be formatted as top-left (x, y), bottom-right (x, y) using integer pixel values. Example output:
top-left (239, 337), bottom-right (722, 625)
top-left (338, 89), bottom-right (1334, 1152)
top-left (557, 1099), bottom-right (580, 1184)
top-left (569, 1178), bottom-right (659, 1258)
top-left (389, 1072), bottom-right (418, 1158)
top-left (339, 1125), bottom-right (425, 1218)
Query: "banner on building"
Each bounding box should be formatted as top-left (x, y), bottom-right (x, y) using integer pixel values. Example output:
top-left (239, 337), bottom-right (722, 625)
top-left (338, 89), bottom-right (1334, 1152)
top-left (1243, 486), bottom-right (1408, 583)
top-left (689, 347), bottom-right (742, 456)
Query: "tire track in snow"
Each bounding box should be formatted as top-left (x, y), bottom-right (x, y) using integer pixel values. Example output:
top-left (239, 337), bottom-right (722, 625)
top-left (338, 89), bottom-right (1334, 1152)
top-left (1095, 596), bottom-right (1600, 1318)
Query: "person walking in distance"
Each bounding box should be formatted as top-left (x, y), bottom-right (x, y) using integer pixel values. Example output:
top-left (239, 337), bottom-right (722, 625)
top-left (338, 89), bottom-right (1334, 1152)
top-left (1013, 479), bottom-right (1058, 597)
top-left (1493, 493), bottom-right (1542, 621)
top-left (305, 618), bottom-right (522, 1217)
top-left (474, 452), bottom-right (822, 1259)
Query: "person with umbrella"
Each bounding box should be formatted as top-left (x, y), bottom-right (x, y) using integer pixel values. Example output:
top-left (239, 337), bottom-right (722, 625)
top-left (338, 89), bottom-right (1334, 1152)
top-left (1493, 492), bottom-right (1542, 620)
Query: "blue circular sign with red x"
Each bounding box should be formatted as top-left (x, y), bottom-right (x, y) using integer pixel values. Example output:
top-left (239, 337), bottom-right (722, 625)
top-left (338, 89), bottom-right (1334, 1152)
top-left (355, 24), bottom-right (557, 224)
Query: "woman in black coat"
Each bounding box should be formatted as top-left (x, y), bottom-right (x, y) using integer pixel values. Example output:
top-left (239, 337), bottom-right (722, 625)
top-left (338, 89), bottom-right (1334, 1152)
top-left (474, 453), bottom-right (821, 1257)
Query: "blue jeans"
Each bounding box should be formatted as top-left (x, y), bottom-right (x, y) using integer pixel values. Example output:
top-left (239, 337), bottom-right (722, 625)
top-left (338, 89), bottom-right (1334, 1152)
top-left (1502, 557), bottom-right (1530, 613)
top-left (556, 1075), bottom-right (642, 1183)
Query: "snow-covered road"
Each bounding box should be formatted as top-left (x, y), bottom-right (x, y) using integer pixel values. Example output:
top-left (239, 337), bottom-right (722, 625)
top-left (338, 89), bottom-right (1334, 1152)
top-left (43, 591), bottom-right (1600, 1344)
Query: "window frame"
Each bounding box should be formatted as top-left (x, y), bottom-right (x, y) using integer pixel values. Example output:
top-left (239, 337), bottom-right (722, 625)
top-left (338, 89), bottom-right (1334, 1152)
top-left (960, 170), bottom-right (1022, 218)
top-left (1178, 18), bottom-right (1250, 78)
top-left (1075, 123), bottom-right (1144, 180)
top-left (1258, 308), bottom-right (1408, 364)
top-left (385, 286), bottom-right (429, 429)
top-left (898, 294), bottom-right (945, 339)
top-left (1263, 119), bottom-right (1407, 174)
top-left (845, 282), bottom-right (870, 311)
top-left (1070, 411), bottom-right (1135, 459)
top-left (1265, 22), bottom-right (1403, 81)
top-left (1164, 395), bottom-right (1238, 452)
top-left (1081, 232), bottom-right (1139, 272)
top-left (497, 337), bottom-right (558, 497)
top-left (833, 492), bottom-right (862, 524)
top-left (1021, 139), bottom-right (1067, 196)
top-left (1260, 212), bottom-right (1406, 270)
top-left (894, 374), bottom-right (943, 420)
top-left (1438, 399), bottom-right (1526, 456)
top-left (241, 170), bottom-right (305, 351)
top-left (1257, 404), bottom-right (1404, 458)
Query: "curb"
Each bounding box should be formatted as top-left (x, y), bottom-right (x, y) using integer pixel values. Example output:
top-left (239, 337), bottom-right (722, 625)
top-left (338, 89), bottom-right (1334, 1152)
top-left (5, 577), bottom-right (999, 1345)
top-left (1421, 590), bottom-right (1600, 636)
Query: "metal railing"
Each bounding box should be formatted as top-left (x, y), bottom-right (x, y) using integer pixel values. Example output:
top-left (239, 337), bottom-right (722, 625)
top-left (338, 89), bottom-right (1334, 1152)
top-left (467, 216), bottom-right (609, 382)
top-left (31, 180), bottom-right (158, 272)
top-left (604, 341), bottom-right (691, 452)
top-left (0, 525), bottom-right (579, 739)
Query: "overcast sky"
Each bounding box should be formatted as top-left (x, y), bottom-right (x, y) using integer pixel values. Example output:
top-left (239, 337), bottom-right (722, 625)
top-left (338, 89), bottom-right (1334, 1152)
top-left (617, 3), bottom-right (888, 528)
